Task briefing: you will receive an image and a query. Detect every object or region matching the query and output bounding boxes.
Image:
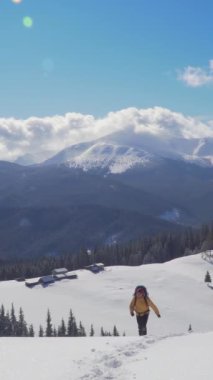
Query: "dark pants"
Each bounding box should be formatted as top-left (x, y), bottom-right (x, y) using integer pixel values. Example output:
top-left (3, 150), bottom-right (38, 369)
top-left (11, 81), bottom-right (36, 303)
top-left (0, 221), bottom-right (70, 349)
top-left (136, 312), bottom-right (149, 335)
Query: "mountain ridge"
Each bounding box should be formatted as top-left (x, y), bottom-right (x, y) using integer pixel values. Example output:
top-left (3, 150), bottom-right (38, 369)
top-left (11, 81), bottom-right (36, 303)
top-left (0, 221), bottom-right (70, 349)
top-left (40, 127), bottom-right (213, 173)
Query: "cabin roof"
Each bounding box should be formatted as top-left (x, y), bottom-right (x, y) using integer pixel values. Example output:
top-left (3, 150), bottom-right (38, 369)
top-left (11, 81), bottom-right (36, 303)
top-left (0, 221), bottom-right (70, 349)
top-left (52, 268), bottom-right (68, 273)
top-left (66, 271), bottom-right (77, 276)
top-left (25, 277), bottom-right (40, 284)
top-left (54, 274), bottom-right (66, 279)
top-left (40, 275), bottom-right (54, 283)
top-left (85, 263), bottom-right (104, 269)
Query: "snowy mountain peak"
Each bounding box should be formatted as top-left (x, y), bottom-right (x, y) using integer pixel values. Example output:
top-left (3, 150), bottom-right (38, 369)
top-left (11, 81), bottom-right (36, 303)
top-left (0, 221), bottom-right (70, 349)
top-left (66, 142), bottom-right (153, 173)
top-left (44, 136), bottom-right (154, 173)
top-left (42, 127), bottom-right (213, 172)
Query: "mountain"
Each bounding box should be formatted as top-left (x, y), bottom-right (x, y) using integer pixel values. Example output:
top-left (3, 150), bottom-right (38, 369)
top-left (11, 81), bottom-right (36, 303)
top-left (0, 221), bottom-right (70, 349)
top-left (41, 128), bottom-right (213, 226)
top-left (43, 127), bottom-right (213, 171)
top-left (43, 136), bottom-right (155, 174)
top-left (1, 127), bottom-right (213, 260)
top-left (41, 128), bottom-right (213, 224)
top-left (15, 150), bottom-right (56, 166)
top-left (0, 161), bottom-right (180, 260)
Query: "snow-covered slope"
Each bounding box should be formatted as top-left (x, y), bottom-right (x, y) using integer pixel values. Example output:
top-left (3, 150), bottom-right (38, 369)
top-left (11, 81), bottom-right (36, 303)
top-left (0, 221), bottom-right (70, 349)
top-left (0, 253), bottom-right (213, 337)
top-left (0, 252), bottom-right (213, 380)
top-left (66, 143), bottom-right (153, 174)
top-left (42, 128), bottom-right (213, 172)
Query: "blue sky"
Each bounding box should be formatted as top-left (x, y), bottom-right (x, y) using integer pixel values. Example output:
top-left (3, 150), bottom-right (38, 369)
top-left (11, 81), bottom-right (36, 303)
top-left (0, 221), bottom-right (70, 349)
top-left (0, 0), bottom-right (213, 119)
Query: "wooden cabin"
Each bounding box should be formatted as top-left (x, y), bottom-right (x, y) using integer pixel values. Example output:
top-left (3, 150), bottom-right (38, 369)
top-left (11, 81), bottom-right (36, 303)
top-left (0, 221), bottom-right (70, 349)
top-left (85, 263), bottom-right (105, 273)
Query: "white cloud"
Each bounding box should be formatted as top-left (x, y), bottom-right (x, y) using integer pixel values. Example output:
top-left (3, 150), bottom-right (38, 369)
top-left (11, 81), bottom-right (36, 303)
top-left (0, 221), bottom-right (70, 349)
top-left (0, 107), bottom-right (213, 162)
top-left (178, 60), bottom-right (213, 87)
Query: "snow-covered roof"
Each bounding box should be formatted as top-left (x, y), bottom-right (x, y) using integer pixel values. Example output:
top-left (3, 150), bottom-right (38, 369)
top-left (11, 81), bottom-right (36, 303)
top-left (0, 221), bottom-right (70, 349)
top-left (85, 263), bottom-right (104, 268)
top-left (54, 274), bottom-right (66, 279)
top-left (52, 268), bottom-right (68, 274)
top-left (66, 271), bottom-right (77, 276)
top-left (40, 275), bottom-right (54, 283)
top-left (25, 277), bottom-right (40, 284)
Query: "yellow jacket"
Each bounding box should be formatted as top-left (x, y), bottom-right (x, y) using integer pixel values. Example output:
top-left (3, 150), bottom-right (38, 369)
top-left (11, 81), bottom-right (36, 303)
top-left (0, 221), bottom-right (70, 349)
top-left (129, 296), bottom-right (160, 316)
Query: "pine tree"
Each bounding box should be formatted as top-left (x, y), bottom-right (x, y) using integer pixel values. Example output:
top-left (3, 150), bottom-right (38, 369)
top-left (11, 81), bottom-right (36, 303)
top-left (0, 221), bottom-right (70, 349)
top-left (113, 325), bottom-right (119, 336)
top-left (45, 309), bottom-right (53, 337)
top-left (204, 271), bottom-right (212, 283)
top-left (100, 327), bottom-right (111, 336)
top-left (78, 321), bottom-right (86, 337)
top-left (67, 309), bottom-right (78, 336)
top-left (10, 303), bottom-right (17, 336)
top-left (17, 307), bottom-right (28, 336)
top-left (28, 324), bottom-right (35, 337)
top-left (89, 324), bottom-right (95, 336)
top-left (0, 304), bottom-right (6, 336)
top-left (39, 325), bottom-right (44, 337)
top-left (53, 327), bottom-right (57, 337)
top-left (4, 311), bottom-right (12, 336)
top-left (58, 319), bottom-right (66, 336)
top-left (100, 327), bottom-right (105, 336)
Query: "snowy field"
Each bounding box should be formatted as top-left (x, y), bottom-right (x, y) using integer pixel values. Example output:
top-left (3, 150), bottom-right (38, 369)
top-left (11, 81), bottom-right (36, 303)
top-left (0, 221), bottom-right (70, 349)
top-left (0, 252), bottom-right (213, 379)
top-left (0, 332), bottom-right (212, 380)
top-left (0, 253), bottom-right (213, 336)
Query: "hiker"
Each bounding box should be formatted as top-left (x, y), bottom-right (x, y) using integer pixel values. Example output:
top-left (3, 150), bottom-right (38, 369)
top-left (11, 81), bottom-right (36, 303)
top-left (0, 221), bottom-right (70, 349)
top-left (129, 285), bottom-right (161, 335)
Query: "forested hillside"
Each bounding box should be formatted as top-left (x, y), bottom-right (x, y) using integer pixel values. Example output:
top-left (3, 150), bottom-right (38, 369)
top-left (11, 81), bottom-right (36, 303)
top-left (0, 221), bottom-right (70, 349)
top-left (0, 222), bottom-right (212, 281)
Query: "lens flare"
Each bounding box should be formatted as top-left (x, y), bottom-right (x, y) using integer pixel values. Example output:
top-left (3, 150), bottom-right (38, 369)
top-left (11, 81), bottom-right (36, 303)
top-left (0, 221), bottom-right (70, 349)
top-left (12, 0), bottom-right (23, 3)
top-left (23, 16), bottom-right (33, 28)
